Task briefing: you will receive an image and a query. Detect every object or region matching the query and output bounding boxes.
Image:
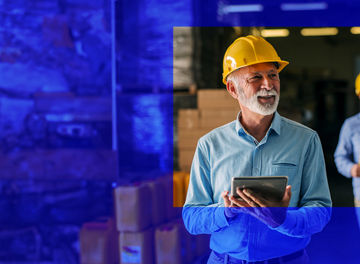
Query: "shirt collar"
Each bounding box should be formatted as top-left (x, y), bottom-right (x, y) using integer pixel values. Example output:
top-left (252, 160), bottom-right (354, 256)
top-left (235, 111), bottom-right (281, 136)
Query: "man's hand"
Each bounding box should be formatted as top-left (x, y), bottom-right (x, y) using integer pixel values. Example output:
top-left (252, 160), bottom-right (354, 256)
top-left (229, 185), bottom-right (292, 228)
top-left (351, 164), bottom-right (360, 178)
top-left (221, 191), bottom-right (244, 219)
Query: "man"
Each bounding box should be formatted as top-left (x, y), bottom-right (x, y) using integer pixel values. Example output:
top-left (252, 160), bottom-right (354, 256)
top-left (334, 73), bottom-right (360, 227)
top-left (182, 35), bottom-right (332, 263)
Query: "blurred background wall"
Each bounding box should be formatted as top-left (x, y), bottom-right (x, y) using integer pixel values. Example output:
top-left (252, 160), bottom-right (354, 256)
top-left (0, 0), bottom-right (116, 262)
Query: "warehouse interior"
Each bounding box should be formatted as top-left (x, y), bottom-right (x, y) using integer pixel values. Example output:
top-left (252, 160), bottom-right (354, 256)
top-left (2, 0), bottom-right (360, 263)
top-left (174, 26), bottom-right (360, 206)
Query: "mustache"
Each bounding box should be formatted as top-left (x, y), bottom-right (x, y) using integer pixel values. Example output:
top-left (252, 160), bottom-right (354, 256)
top-left (256, 89), bottom-right (278, 96)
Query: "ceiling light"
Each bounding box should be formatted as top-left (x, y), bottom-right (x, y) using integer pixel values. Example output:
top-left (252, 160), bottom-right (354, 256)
top-left (221, 4), bottom-right (263, 14)
top-left (301, 27), bottom-right (338, 36)
top-left (351, 27), bottom-right (360, 34)
top-left (261, 29), bottom-right (289, 37)
top-left (281, 2), bottom-right (327, 11)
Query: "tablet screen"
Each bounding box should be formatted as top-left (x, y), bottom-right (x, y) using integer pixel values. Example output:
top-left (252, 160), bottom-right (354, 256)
top-left (231, 176), bottom-right (288, 202)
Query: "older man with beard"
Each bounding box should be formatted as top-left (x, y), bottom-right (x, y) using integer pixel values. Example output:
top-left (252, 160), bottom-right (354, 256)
top-left (182, 36), bottom-right (332, 264)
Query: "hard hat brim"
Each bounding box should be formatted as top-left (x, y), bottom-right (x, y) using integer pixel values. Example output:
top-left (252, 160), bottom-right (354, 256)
top-left (222, 60), bottom-right (289, 85)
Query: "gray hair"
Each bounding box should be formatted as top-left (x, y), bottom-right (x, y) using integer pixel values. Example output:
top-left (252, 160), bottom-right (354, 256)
top-left (226, 70), bottom-right (242, 88)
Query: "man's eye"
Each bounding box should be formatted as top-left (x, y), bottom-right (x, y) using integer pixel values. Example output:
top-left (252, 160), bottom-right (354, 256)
top-left (251, 75), bottom-right (262, 80)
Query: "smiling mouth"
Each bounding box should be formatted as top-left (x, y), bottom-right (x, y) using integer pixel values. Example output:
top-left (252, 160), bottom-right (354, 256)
top-left (258, 95), bottom-right (275, 101)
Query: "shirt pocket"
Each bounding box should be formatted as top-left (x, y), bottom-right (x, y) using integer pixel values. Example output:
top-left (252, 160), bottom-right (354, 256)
top-left (271, 160), bottom-right (299, 206)
top-left (271, 160), bottom-right (298, 179)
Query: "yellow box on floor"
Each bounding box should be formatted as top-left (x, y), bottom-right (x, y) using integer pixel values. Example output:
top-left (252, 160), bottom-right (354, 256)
top-left (173, 172), bottom-right (186, 207)
top-left (173, 172), bottom-right (191, 207)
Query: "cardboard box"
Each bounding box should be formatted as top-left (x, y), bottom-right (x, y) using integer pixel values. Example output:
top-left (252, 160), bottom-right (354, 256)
top-left (173, 172), bottom-right (186, 207)
top-left (80, 217), bottom-right (118, 264)
top-left (120, 228), bottom-right (154, 264)
top-left (177, 129), bottom-right (208, 149)
top-left (158, 176), bottom-right (181, 220)
top-left (114, 184), bottom-right (152, 232)
top-left (197, 89), bottom-right (239, 110)
top-left (178, 150), bottom-right (195, 171)
top-left (199, 109), bottom-right (238, 128)
top-left (179, 165), bottom-right (191, 173)
top-left (146, 179), bottom-right (166, 226)
top-left (177, 109), bottom-right (199, 129)
top-left (155, 220), bottom-right (193, 264)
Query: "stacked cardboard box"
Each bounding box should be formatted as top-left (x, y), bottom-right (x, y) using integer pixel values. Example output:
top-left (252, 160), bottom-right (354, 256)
top-left (155, 219), bottom-right (193, 264)
top-left (119, 229), bottom-right (154, 264)
top-left (114, 183), bottom-right (155, 264)
top-left (197, 89), bottom-right (239, 110)
top-left (80, 174), bottom-right (209, 264)
top-left (177, 89), bottom-right (239, 171)
top-left (79, 217), bottom-right (118, 264)
top-left (114, 184), bottom-right (153, 232)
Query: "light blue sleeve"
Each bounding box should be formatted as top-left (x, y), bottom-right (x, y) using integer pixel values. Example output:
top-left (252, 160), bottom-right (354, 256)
top-left (334, 120), bottom-right (355, 178)
top-left (272, 133), bottom-right (332, 237)
top-left (182, 140), bottom-right (229, 235)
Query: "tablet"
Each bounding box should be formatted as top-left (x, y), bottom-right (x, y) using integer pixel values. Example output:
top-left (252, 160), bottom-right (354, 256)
top-left (231, 176), bottom-right (288, 202)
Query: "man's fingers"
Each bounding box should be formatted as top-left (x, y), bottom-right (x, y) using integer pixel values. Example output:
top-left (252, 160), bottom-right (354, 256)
top-left (244, 189), bottom-right (266, 207)
top-left (221, 191), bottom-right (231, 207)
top-left (282, 185), bottom-right (292, 204)
top-left (237, 188), bottom-right (258, 207)
top-left (230, 196), bottom-right (248, 207)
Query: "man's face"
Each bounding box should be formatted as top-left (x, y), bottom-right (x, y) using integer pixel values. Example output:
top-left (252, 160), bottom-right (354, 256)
top-left (230, 62), bottom-right (280, 116)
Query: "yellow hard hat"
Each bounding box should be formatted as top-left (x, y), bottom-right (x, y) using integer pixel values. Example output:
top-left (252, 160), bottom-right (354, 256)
top-left (356, 73), bottom-right (360, 96)
top-left (222, 35), bottom-right (289, 84)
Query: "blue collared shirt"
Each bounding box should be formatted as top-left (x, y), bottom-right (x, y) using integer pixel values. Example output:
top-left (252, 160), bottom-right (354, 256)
top-left (182, 112), bottom-right (332, 262)
top-left (334, 113), bottom-right (360, 200)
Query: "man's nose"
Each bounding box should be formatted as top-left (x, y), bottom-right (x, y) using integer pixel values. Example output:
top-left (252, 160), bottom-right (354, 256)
top-left (261, 76), bottom-right (274, 90)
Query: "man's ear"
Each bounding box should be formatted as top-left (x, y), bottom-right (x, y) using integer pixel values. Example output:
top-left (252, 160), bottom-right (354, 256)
top-left (226, 81), bottom-right (238, 99)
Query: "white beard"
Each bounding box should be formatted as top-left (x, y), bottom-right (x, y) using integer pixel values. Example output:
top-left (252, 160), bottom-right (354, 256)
top-left (237, 87), bottom-right (279, 116)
